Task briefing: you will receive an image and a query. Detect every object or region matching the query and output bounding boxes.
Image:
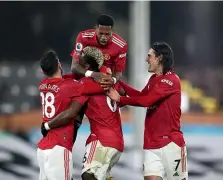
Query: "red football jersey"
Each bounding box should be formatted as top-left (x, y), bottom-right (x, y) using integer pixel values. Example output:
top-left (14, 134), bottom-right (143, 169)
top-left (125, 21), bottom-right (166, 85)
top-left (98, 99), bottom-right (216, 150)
top-left (79, 77), bottom-right (124, 152)
top-left (120, 71), bottom-right (185, 149)
top-left (71, 29), bottom-right (127, 72)
top-left (37, 78), bottom-right (86, 152)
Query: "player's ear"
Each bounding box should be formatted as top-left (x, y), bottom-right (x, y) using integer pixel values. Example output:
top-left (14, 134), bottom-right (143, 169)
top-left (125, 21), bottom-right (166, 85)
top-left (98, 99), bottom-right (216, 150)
top-left (157, 55), bottom-right (163, 63)
top-left (58, 62), bottom-right (62, 69)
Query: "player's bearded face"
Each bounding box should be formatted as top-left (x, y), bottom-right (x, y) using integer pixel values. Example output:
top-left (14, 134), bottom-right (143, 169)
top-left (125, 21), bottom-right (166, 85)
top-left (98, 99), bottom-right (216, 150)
top-left (96, 25), bottom-right (112, 46)
top-left (146, 48), bottom-right (160, 73)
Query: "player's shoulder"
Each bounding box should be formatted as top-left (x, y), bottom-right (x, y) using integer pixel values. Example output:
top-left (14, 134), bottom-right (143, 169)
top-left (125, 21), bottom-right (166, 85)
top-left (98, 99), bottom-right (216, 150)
top-left (56, 79), bottom-right (80, 92)
top-left (166, 71), bottom-right (180, 80)
top-left (79, 77), bottom-right (94, 84)
top-left (63, 78), bottom-right (82, 86)
top-left (39, 78), bottom-right (61, 87)
top-left (148, 74), bottom-right (156, 82)
top-left (111, 33), bottom-right (127, 49)
top-left (78, 29), bottom-right (95, 39)
top-left (161, 71), bottom-right (180, 86)
top-left (39, 78), bottom-right (47, 87)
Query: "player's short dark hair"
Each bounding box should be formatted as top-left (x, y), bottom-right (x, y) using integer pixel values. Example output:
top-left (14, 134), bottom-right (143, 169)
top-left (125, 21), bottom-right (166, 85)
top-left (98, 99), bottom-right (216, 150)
top-left (151, 42), bottom-right (174, 74)
top-left (40, 49), bottom-right (59, 77)
top-left (96, 14), bottom-right (114, 28)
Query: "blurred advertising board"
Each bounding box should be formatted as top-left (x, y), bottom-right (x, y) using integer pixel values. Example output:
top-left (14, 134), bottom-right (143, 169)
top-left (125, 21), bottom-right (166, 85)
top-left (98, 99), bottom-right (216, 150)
top-left (0, 124), bottom-right (223, 180)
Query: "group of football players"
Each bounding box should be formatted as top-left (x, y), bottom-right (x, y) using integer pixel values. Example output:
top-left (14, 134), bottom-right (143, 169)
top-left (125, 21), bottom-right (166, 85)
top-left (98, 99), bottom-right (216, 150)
top-left (37, 14), bottom-right (188, 180)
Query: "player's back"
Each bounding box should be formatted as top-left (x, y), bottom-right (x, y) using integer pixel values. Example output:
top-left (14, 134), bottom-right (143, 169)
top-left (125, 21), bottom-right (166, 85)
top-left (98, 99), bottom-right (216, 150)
top-left (81, 78), bottom-right (124, 151)
top-left (38, 78), bottom-right (82, 151)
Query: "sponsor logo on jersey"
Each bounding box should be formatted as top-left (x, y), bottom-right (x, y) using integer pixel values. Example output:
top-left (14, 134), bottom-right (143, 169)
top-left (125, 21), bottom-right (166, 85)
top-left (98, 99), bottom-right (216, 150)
top-left (103, 54), bottom-right (111, 61)
top-left (119, 53), bottom-right (126, 58)
top-left (161, 79), bottom-right (173, 86)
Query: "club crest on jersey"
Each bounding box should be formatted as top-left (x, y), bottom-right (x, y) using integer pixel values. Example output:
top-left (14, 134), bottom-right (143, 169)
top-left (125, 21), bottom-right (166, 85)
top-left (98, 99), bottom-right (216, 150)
top-left (76, 43), bottom-right (83, 52)
top-left (103, 54), bottom-right (110, 61)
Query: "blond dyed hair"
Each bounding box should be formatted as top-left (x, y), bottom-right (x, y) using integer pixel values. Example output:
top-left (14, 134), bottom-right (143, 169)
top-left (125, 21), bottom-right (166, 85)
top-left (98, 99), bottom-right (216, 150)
top-left (82, 46), bottom-right (104, 68)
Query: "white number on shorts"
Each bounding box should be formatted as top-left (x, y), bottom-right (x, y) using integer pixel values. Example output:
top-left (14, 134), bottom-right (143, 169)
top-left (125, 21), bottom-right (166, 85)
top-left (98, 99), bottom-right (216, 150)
top-left (106, 96), bottom-right (117, 112)
top-left (40, 92), bottom-right (56, 118)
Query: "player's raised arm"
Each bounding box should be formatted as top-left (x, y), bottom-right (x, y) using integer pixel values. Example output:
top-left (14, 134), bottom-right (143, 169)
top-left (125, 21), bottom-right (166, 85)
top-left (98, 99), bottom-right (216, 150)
top-left (70, 32), bottom-right (87, 76)
top-left (112, 43), bottom-right (127, 81)
top-left (71, 39), bottom-right (108, 81)
top-left (100, 38), bottom-right (128, 90)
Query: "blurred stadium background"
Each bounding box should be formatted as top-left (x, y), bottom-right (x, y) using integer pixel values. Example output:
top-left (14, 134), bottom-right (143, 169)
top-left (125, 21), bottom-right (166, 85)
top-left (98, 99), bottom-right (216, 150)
top-left (0, 1), bottom-right (223, 180)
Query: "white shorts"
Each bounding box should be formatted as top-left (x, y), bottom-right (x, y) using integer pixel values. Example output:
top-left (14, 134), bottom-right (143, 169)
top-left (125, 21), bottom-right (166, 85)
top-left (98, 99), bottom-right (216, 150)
top-left (37, 145), bottom-right (72, 180)
top-left (143, 142), bottom-right (188, 180)
top-left (82, 140), bottom-right (122, 180)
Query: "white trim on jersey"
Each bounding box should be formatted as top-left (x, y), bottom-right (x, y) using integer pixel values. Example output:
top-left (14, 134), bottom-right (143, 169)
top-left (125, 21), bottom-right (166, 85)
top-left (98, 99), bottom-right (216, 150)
top-left (82, 32), bottom-right (95, 38)
top-left (112, 36), bottom-right (126, 48)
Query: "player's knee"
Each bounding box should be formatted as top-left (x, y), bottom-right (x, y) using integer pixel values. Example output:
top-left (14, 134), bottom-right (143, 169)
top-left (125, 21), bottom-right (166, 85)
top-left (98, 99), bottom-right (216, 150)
top-left (82, 172), bottom-right (97, 180)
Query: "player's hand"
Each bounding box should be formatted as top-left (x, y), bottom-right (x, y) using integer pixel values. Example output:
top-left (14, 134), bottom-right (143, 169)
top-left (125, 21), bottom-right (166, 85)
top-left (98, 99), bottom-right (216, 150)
top-left (91, 72), bottom-right (109, 83)
top-left (107, 88), bottom-right (120, 102)
top-left (41, 122), bottom-right (48, 137)
top-left (100, 77), bottom-right (114, 90)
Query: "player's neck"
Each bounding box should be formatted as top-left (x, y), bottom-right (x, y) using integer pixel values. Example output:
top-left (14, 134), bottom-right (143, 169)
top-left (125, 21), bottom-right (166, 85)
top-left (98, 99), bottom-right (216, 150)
top-left (154, 66), bottom-right (163, 76)
top-left (49, 73), bottom-right (62, 79)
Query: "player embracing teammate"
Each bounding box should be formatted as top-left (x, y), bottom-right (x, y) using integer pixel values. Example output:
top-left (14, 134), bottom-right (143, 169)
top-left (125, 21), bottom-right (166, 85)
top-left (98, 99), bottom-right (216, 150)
top-left (37, 13), bottom-right (188, 180)
top-left (108, 42), bottom-right (188, 180)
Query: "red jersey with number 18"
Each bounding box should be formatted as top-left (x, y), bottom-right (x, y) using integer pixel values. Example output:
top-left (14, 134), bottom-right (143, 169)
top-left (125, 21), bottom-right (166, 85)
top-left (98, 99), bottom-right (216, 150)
top-left (37, 78), bottom-right (86, 152)
top-left (79, 77), bottom-right (124, 152)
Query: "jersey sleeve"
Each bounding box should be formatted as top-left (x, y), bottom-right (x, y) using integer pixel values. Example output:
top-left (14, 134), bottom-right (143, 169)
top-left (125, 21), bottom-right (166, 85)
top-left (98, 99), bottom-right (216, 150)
top-left (66, 79), bottom-right (84, 98)
top-left (67, 80), bottom-right (88, 105)
top-left (71, 95), bottom-right (88, 106)
top-left (62, 73), bottom-right (75, 79)
top-left (119, 80), bottom-right (141, 97)
top-left (70, 32), bottom-right (84, 60)
top-left (114, 44), bottom-right (127, 71)
top-left (80, 78), bottom-right (105, 95)
top-left (120, 77), bottom-right (180, 107)
top-left (62, 73), bottom-right (79, 80)
top-left (140, 75), bottom-right (155, 95)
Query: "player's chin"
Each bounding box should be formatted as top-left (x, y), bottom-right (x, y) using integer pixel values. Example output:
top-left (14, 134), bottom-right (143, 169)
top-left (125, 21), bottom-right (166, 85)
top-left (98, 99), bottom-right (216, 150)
top-left (148, 67), bottom-right (153, 73)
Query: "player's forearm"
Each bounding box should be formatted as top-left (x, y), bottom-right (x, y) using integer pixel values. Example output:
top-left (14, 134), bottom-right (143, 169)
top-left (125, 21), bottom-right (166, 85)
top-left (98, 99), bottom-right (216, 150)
top-left (113, 71), bottom-right (122, 82)
top-left (82, 81), bottom-right (105, 95)
top-left (119, 92), bottom-right (162, 107)
top-left (48, 101), bottom-right (83, 129)
top-left (119, 81), bottom-right (141, 97)
top-left (117, 87), bottom-right (126, 96)
top-left (48, 109), bottom-right (74, 129)
top-left (119, 87), bottom-right (177, 107)
top-left (71, 58), bottom-right (87, 77)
